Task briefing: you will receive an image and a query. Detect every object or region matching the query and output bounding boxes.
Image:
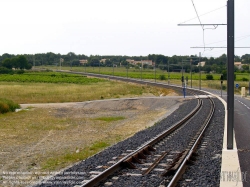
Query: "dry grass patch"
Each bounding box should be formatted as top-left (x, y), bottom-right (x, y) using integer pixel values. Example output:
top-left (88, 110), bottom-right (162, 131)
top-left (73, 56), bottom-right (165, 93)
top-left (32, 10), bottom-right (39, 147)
top-left (0, 81), bottom-right (177, 104)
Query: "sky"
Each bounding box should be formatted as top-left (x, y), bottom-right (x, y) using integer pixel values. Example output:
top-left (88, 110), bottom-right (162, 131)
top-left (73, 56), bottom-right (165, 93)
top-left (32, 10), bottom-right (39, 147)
top-left (0, 0), bottom-right (249, 58)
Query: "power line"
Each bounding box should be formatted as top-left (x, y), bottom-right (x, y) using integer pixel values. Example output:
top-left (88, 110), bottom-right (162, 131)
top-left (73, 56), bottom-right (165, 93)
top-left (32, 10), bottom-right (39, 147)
top-left (190, 0), bottom-right (206, 53)
top-left (180, 5), bottom-right (226, 24)
top-left (195, 34), bottom-right (250, 47)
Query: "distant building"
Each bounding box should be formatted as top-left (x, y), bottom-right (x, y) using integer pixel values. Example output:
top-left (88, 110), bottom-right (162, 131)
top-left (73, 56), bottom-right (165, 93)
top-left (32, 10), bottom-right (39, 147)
top-left (126, 59), bottom-right (153, 66)
top-left (141, 60), bottom-right (153, 66)
top-left (234, 62), bottom-right (242, 69)
top-left (100, 59), bottom-right (106, 63)
top-left (126, 59), bottom-right (135, 65)
top-left (59, 58), bottom-right (64, 63)
top-left (79, 59), bottom-right (88, 65)
top-left (196, 61), bottom-right (206, 67)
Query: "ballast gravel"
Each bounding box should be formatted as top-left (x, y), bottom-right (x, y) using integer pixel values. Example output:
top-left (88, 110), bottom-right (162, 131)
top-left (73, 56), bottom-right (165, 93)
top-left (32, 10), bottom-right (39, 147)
top-left (33, 97), bottom-right (225, 187)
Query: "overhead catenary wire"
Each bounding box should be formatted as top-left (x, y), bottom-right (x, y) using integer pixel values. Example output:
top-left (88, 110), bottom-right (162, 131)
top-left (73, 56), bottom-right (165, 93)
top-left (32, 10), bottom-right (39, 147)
top-left (190, 0), bottom-right (206, 53)
top-left (179, 5), bottom-right (226, 24)
top-left (195, 34), bottom-right (250, 48)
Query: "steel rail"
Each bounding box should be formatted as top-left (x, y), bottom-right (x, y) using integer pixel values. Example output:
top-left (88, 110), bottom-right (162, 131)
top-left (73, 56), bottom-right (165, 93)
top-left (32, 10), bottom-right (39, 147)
top-left (53, 70), bottom-right (212, 187)
top-left (79, 97), bottom-right (203, 187)
top-left (167, 97), bottom-right (215, 187)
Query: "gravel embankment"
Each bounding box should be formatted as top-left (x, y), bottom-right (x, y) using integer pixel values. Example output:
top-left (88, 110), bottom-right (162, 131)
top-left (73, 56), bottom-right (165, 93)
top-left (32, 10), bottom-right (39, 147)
top-left (176, 98), bottom-right (224, 187)
top-left (33, 98), bottom-right (198, 187)
top-left (99, 98), bottom-right (214, 187)
top-left (33, 97), bottom-right (225, 187)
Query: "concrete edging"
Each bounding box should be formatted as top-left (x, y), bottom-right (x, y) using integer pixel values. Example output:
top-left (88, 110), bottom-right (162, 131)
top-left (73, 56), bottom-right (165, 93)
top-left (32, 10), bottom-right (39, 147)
top-left (201, 91), bottom-right (243, 187)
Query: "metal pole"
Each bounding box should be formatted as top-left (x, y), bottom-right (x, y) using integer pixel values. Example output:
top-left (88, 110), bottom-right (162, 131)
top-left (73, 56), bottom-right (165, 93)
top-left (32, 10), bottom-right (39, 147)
top-left (227, 0), bottom-right (234, 149)
top-left (113, 64), bottom-right (114, 77)
top-left (127, 64), bottom-right (128, 79)
top-left (249, 64), bottom-right (250, 96)
top-left (33, 55), bottom-right (35, 68)
top-left (190, 59), bottom-right (192, 88)
top-left (168, 60), bottom-right (170, 84)
top-left (221, 80), bottom-right (223, 97)
top-left (199, 52), bottom-right (201, 90)
top-left (181, 60), bottom-right (183, 77)
top-left (141, 61), bottom-right (142, 80)
top-left (99, 60), bottom-right (100, 74)
top-left (182, 60), bottom-right (184, 87)
top-left (70, 54), bottom-right (72, 71)
top-left (154, 63), bottom-right (156, 82)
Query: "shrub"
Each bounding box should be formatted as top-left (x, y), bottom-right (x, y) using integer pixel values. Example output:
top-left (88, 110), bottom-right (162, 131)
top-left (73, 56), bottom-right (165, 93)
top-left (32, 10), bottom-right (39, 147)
top-left (0, 98), bottom-right (20, 114)
top-left (206, 74), bottom-right (214, 80)
top-left (242, 77), bottom-right (249, 81)
top-left (222, 70), bottom-right (236, 80)
top-left (16, 69), bottom-right (25, 74)
top-left (0, 67), bottom-right (14, 74)
top-left (159, 74), bottom-right (166, 80)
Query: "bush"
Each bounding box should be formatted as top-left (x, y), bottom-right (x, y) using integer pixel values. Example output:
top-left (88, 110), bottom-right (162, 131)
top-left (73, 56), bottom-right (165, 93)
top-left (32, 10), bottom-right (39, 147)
top-left (16, 69), bottom-right (25, 74)
top-left (222, 70), bottom-right (236, 80)
top-left (0, 67), bottom-right (14, 74)
top-left (206, 74), bottom-right (214, 80)
top-left (242, 77), bottom-right (249, 81)
top-left (0, 98), bottom-right (20, 114)
top-left (159, 74), bottom-right (166, 80)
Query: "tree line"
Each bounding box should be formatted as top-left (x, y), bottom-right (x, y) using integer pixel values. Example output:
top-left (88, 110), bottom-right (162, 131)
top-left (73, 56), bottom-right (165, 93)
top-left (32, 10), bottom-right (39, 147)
top-left (0, 52), bottom-right (249, 74)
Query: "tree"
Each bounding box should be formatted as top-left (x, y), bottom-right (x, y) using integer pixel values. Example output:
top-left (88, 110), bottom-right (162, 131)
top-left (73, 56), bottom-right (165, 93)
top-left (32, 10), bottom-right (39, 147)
top-left (2, 58), bottom-right (12, 69)
top-left (222, 70), bottom-right (236, 80)
top-left (216, 54), bottom-right (227, 65)
top-left (88, 58), bottom-right (100, 67)
top-left (105, 59), bottom-right (112, 67)
top-left (242, 64), bottom-right (249, 72)
top-left (17, 55), bottom-right (30, 69)
top-left (72, 60), bottom-right (80, 66)
top-left (11, 57), bottom-right (18, 69)
top-left (202, 65), bottom-right (211, 73)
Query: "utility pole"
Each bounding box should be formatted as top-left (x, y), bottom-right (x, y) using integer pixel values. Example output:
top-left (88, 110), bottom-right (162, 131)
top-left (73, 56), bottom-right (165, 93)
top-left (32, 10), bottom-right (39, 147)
top-left (199, 52), bottom-right (201, 90)
top-left (127, 64), bottom-right (128, 79)
top-left (168, 60), bottom-right (170, 85)
top-left (33, 55), bottom-right (35, 68)
top-left (178, 0), bottom-right (238, 150)
top-left (113, 64), bottom-right (114, 77)
top-left (99, 60), bottom-right (100, 74)
top-left (227, 0), bottom-right (234, 149)
top-left (154, 62), bottom-right (156, 82)
top-left (249, 64), bottom-right (250, 96)
top-left (141, 61), bottom-right (142, 80)
top-left (190, 59), bottom-right (193, 88)
top-left (69, 53), bottom-right (72, 71)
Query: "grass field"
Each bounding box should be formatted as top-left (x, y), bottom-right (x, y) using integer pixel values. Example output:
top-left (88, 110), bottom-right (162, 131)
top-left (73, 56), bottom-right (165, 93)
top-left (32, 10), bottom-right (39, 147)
top-left (0, 71), bottom-right (179, 104)
top-left (0, 81), bottom-right (174, 104)
top-left (0, 72), bottom-right (179, 184)
top-left (38, 65), bottom-right (250, 94)
top-left (40, 65), bottom-right (250, 80)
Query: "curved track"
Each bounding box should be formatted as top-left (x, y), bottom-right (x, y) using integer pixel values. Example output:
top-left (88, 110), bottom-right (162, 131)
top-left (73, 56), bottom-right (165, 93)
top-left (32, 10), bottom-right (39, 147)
top-left (58, 71), bottom-right (215, 187)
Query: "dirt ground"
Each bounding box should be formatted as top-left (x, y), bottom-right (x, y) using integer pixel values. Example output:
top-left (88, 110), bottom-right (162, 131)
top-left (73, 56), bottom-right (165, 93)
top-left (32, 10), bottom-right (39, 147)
top-left (0, 96), bottom-right (190, 187)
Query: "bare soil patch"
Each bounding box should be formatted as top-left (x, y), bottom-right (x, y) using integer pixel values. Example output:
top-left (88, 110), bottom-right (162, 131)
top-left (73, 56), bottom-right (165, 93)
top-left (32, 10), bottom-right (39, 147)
top-left (0, 97), bottom-right (189, 187)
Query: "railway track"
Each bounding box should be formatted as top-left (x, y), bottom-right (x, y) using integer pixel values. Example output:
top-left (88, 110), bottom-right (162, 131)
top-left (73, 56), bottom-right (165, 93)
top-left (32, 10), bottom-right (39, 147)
top-left (33, 71), bottom-right (222, 187)
top-left (76, 95), bottom-right (214, 187)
